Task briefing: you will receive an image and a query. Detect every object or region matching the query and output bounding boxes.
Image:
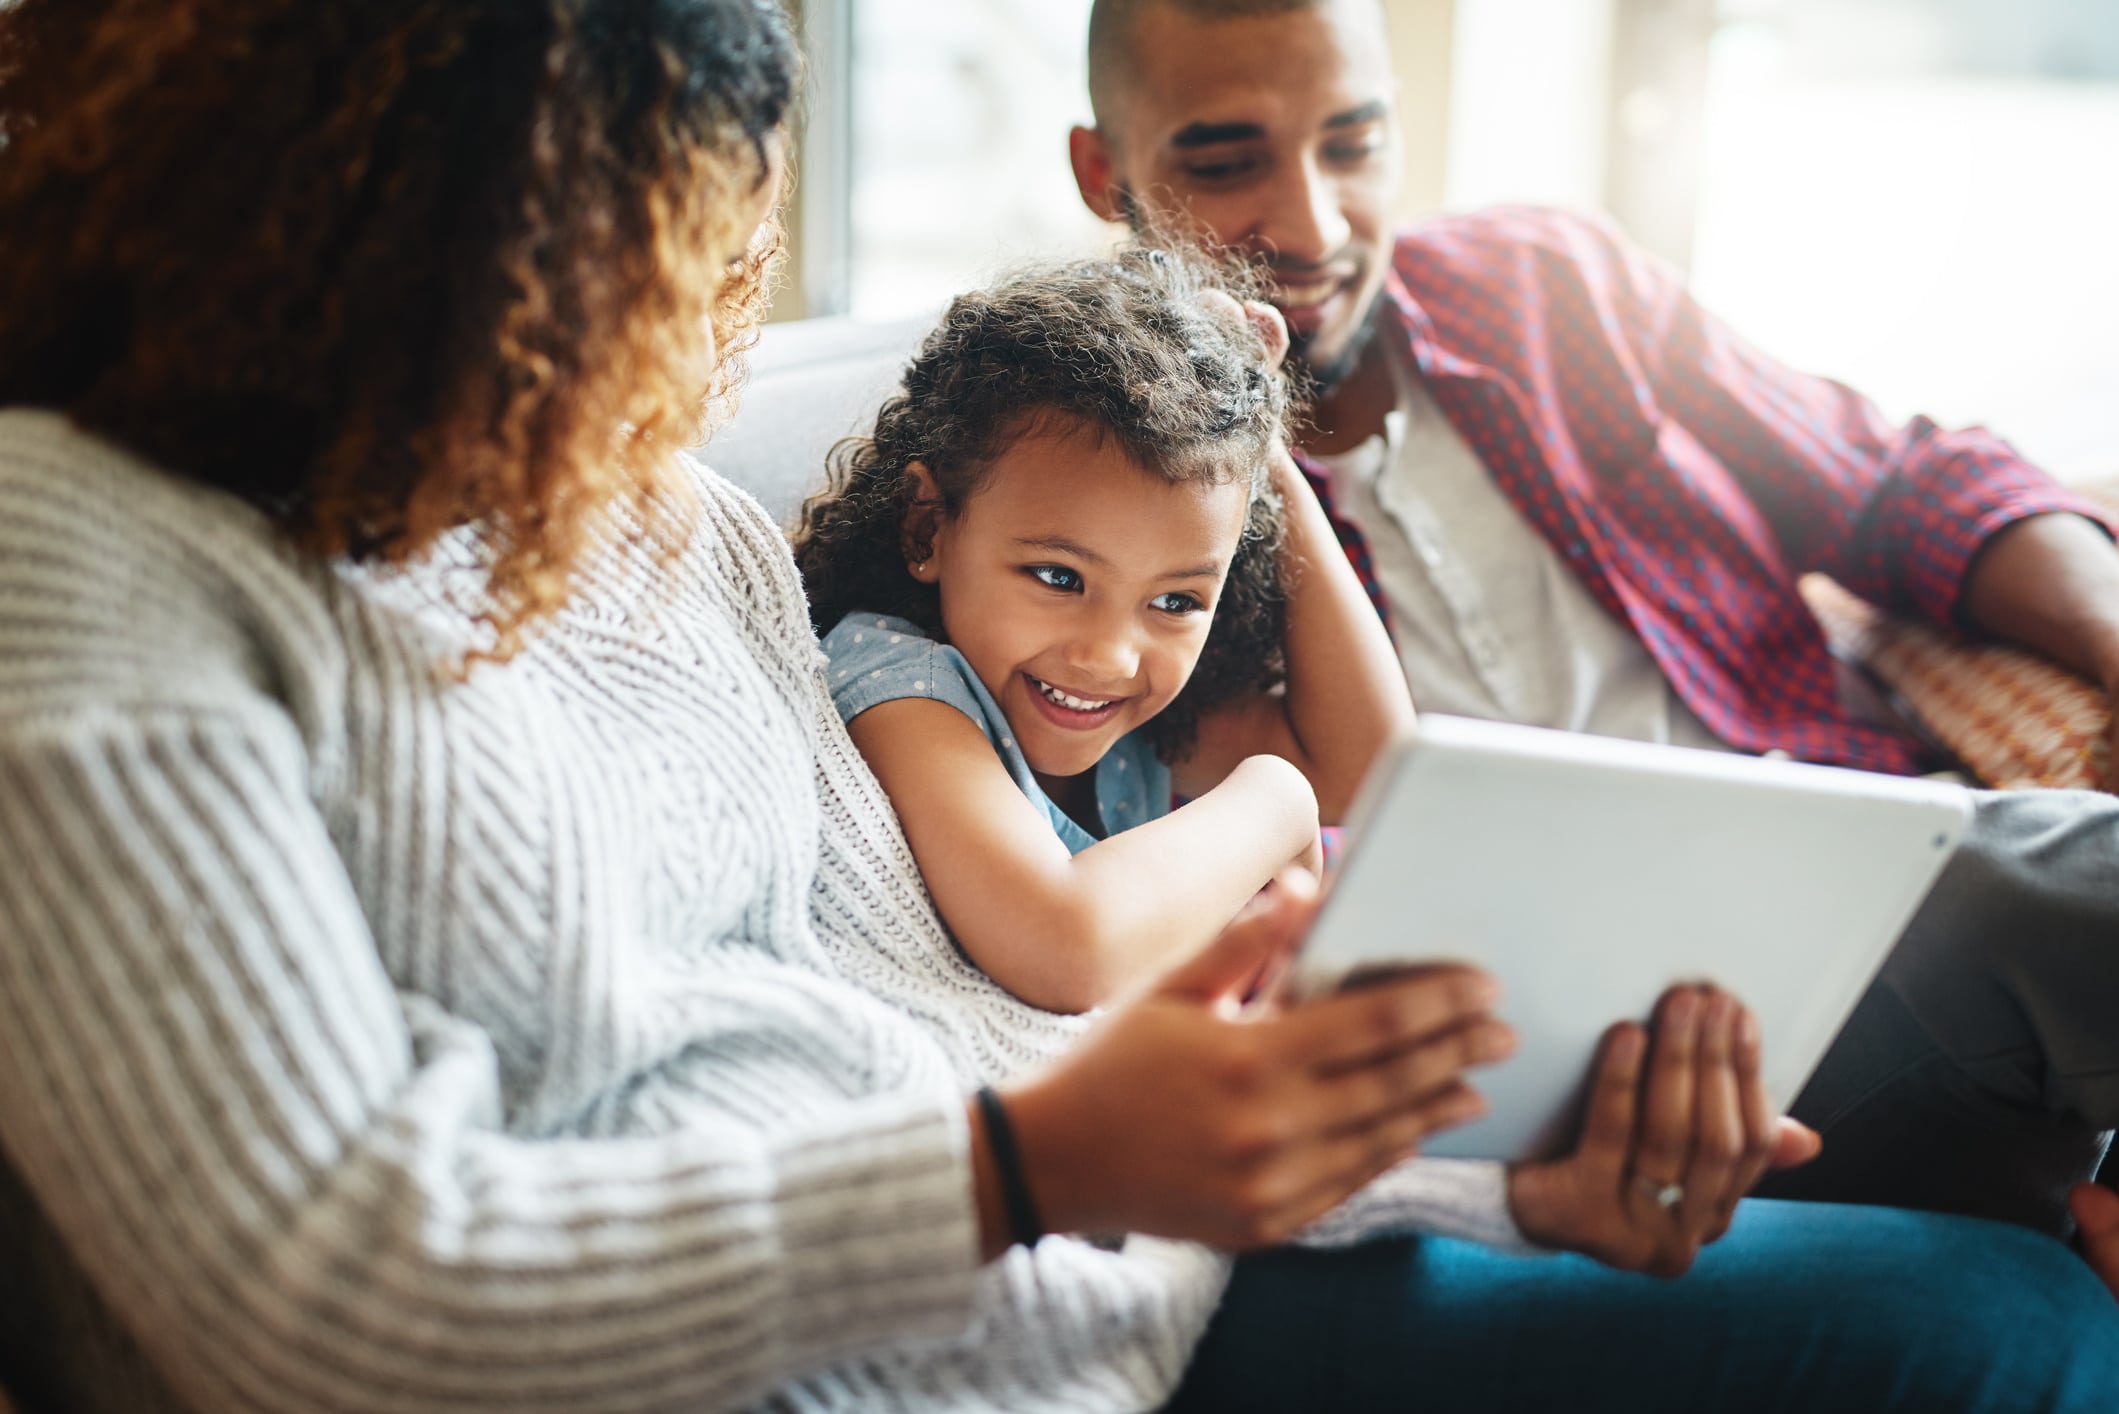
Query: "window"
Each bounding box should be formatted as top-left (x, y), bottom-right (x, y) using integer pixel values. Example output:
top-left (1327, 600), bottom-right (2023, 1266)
top-left (1689, 0), bottom-right (2119, 478)
top-left (840, 0), bottom-right (1108, 319)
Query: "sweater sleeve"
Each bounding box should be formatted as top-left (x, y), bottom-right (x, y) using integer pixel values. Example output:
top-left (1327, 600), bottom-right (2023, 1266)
top-left (0, 701), bottom-right (983, 1414)
top-left (0, 441), bottom-right (987, 1412)
top-left (1295, 1157), bottom-right (1545, 1256)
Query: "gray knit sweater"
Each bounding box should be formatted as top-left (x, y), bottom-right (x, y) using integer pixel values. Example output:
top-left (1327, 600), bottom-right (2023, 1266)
top-left (0, 408), bottom-right (1522, 1413)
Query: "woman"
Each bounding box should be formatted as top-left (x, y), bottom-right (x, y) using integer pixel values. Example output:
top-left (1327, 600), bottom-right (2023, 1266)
top-left (0, 3), bottom-right (2113, 1411)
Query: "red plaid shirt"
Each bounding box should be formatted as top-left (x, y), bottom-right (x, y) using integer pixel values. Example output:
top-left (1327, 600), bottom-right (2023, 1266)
top-left (1296, 207), bottom-right (2113, 775)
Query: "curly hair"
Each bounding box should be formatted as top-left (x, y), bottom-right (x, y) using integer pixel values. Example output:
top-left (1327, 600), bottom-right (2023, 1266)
top-left (0, 0), bottom-right (796, 653)
top-left (792, 248), bottom-right (1296, 760)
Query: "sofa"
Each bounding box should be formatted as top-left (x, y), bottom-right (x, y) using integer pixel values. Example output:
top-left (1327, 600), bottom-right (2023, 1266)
top-left (706, 313), bottom-right (932, 532)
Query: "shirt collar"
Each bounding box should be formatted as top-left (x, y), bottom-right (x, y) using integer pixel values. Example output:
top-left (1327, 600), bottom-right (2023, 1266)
top-left (1381, 262), bottom-right (1492, 384)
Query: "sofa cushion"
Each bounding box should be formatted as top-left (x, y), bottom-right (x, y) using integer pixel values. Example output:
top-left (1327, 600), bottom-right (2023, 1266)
top-left (1802, 480), bottom-right (2119, 792)
top-left (704, 314), bottom-right (929, 528)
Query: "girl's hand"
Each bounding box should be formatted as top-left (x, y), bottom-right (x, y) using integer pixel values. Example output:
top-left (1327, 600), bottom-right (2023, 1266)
top-left (1295, 826), bottom-right (1325, 879)
top-left (1503, 985), bottom-right (1821, 1277)
top-left (992, 871), bottom-right (1516, 1252)
top-left (1196, 288), bottom-right (1292, 372)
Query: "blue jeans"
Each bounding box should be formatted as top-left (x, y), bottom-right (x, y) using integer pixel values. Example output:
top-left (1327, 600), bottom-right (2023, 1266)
top-left (1167, 1199), bottom-right (2119, 1412)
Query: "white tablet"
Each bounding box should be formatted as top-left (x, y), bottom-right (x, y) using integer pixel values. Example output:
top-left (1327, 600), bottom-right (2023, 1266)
top-left (1292, 715), bottom-right (1973, 1162)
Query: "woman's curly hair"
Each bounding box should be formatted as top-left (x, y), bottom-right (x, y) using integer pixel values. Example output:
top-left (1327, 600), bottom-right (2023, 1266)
top-left (0, 0), bottom-right (796, 652)
top-left (792, 248), bottom-right (1296, 760)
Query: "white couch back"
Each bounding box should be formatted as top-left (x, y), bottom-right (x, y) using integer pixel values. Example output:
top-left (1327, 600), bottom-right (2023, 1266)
top-left (702, 314), bottom-right (929, 528)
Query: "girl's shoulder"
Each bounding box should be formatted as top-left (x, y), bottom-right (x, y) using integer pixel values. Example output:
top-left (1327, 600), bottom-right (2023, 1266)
top-left (820, 611), bottom-right (994, 737)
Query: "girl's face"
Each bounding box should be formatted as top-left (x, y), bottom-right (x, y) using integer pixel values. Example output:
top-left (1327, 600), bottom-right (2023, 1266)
top-left (908, 418), bottom-right (1252, 785)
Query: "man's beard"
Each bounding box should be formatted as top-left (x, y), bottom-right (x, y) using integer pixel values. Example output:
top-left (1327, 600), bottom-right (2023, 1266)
top-left (1116, 182), bottom-right (1382, 395)
top-left (1288, 290), bottom-right (1384, 397)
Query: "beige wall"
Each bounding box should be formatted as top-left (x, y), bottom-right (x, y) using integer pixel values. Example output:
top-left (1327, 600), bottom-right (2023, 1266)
top-left (766, 0), bottom-right (815, 323)
top-left (1383, 0), bottom-right (1458, 223)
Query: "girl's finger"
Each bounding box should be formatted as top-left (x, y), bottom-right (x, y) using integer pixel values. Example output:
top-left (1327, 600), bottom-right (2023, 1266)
top-left (1238, 298), bottom-right (1291, 368)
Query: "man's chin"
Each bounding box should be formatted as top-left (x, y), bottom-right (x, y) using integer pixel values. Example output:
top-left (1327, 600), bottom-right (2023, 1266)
top-left (1288, 297), bottom-right (1386, 397)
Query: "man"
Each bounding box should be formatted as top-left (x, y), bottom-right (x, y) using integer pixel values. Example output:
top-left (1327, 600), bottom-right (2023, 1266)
top-left (1071, 0), bottom-right (2119, 1280)
top-left (1071, 0), bottom-right (2119, 785)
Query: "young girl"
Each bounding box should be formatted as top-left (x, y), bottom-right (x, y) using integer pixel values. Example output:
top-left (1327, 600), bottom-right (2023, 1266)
top-left (794, 250), bottom-right (1411, 1012)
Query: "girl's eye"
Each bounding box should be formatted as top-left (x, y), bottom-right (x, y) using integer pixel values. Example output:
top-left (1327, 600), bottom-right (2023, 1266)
top-left (1152, 592), bottom-right (1206, 615)
top-left (1028, 565), bottom-right (1083, 592)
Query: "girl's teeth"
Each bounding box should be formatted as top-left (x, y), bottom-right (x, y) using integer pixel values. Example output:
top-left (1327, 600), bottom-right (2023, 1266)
top-left (1036, 678), bottom-right (1112, 712)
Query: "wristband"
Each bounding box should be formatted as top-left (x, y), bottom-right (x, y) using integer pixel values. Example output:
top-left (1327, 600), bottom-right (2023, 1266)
top-left (975, 1086), bottom-right (1046, 1248)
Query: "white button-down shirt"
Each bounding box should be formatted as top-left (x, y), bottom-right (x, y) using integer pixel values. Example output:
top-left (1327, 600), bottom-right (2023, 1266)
top-left (1312, 348), bottom-right (1730, 753)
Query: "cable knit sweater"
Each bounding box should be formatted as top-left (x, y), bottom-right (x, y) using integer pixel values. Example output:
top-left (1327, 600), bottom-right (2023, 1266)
top-left (0, 407), bottom-right (1524, 1414)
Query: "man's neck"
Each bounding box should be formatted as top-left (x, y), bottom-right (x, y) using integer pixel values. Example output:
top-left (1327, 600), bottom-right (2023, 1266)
top-left (1299, 338), bottom-right (1397, 456)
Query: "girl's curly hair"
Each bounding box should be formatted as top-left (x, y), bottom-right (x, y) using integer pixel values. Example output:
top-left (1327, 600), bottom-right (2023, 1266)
top-left (792, 248), bottom-right (1296, 760)
top-left (0, 0), bottom-right (796, 652)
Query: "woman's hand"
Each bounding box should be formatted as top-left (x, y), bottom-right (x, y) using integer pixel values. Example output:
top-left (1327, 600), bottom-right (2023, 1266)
top-left (986, 871), bottom-right (1515, 1253)
top-left (1504, 985), bottom-right (1821, 1277)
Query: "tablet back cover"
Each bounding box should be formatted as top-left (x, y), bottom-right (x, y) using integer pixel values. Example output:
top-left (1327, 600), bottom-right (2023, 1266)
top-left (1295, 715), bottom-right (1972, 1161)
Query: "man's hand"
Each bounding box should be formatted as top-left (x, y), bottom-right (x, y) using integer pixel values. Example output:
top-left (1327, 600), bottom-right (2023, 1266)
top-left (2102, 684), bottom-right (2119, 795)
top-left (1958, 511), bottom-right (2119, 792)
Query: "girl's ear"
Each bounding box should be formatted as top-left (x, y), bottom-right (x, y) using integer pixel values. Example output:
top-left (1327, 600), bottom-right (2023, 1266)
top-left (901, 461), bottom-right (945, 583)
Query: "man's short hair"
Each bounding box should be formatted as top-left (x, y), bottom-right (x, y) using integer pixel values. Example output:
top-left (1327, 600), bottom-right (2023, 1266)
top-left (1086, 0), bottom-right (1329, 131)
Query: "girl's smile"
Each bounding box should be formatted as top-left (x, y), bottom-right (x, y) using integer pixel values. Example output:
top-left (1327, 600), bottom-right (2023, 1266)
top-left (1024, 672), bottom-right (1130, 729)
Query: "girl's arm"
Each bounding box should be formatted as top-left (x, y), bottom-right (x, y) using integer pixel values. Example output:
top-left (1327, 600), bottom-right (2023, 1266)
top-left (848, 698), bottom-right (1317, 1013)
top-left (1173, 449), bottom-right (1414, 821)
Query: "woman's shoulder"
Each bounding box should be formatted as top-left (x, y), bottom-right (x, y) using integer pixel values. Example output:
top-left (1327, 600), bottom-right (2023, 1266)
top-left (0, 409), bottom-right (345, 734)
top-left (671, 453), bottom-right (823, 668)
top-left (0, 407), bottom-right (286, 558)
